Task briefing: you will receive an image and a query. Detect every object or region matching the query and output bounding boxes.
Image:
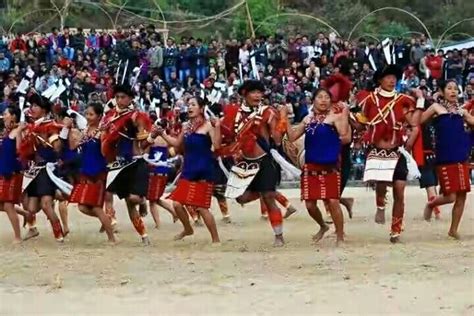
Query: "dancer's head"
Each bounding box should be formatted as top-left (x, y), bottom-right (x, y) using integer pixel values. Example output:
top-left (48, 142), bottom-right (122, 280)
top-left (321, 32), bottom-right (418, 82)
top-left (438, 79), bottom-right (459, 103)
top-left (3, 106), bottom-right (21, 126)
top-left (85, 102), bottom-right (104, 125)
top-left (312, 88), bottom-right (332, 113)
top-left (374, 65), bottom-right (402, 92)
top-left (239, 80), bottom-right (265, 107)
top-left (113, 84), bottom-right (134, 110)
top-left (28, 94), bottom-right (51, 119)
top-left (187, 96), bottom-right (206, 119)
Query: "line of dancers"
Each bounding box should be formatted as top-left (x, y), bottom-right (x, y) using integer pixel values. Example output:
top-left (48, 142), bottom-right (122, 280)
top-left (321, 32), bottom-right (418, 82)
top-left (0, 67), bottom-right (472, 246)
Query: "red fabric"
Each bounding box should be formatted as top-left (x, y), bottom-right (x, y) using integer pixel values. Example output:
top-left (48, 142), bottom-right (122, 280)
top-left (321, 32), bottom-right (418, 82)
top-left (426, 55), bottom-right (443, 80)
top-left (20, 121), bottom-right (62, 161)
top-left (147, 174), bottom-right (167, 201)
top-left (168, 179), bottom-right (213, 209)
top-left (10, 38), bottom-right (27, 52)
top-left (100, 109), bottom-right (135, 162)
top-left (69, 174), bottom-right (106, 207)
top-left (51, 219), bottom-right (64, 240)
top-left (362, 93), bottom-right (415, 146)
top-left (301, 164), bottom-right (341, 201)
top-left (412, 126), bottom-right (425, 166)
top-left (0, 174), bottom-right (23, 204)
top-left (321, 73), bottom-right (353, 102)
top-left (267, 207), bottom-right (283, 229)
top-left (437, 163), bottom-right (471, 195)
top-left (131, 215), bottom-right (147, 237)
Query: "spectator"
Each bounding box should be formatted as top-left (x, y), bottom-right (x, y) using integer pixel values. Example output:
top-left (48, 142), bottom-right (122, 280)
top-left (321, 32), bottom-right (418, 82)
top-left (177, 42), bottom-right (192, 86)
top-left (410, 38), bottom-right (424, 68)
top-left (194, 38), bottom-right (208, 84)
top-left (0, 52), bottom-right (11, 74)
top-left (425, 49), bottom-right (444, 80)
top-left (163, 38), bottom-right (178, 84)
top-left (147, 39), bottom-right (163, 75)
top-left (444, 50), bottom-right (463, 84)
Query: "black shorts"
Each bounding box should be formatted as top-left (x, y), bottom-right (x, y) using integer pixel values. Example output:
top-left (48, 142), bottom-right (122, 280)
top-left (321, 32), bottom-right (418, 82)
top-left (393, 153), bottom-right (408, 182)
top-left (26, 169), bottom-right (57, 197)
top-left (108, 159), bottom-right (149, 199)
top-left (246, 155), bottom-right (281, 193)
top-left (419, 165), bottom-right (438, 188)
top-left (340, 144), bottom-right (352, 193)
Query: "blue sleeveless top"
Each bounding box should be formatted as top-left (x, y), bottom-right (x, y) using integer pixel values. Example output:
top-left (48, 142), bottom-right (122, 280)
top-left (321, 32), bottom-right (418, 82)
top-left (181, 133), bottom-right (214, 181)
top-left (117, 138), bottom-right (134, 162)
top-left (37, 146), bottom-right (57, 164)
top-left (0, 136), bottom-right (21, 176)
top-left (149, 145), bottom-right (169, 174)
top-left (433, 114), bottom-right (471, 164)
top-left (304, 123), bottom-right (341, 165)
top-left (80, 138), bottom-right (107, 177)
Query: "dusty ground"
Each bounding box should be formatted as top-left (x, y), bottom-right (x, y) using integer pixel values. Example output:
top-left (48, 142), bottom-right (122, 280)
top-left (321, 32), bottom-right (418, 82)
top-left (0, 187), bottom-right (473, 315)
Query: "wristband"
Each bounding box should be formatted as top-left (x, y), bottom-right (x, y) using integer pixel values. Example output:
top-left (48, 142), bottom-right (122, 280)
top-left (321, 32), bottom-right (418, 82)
top-left (59, 127), bottom-right (70, 140)
top-left (416, 98), bottom-right (425, 110)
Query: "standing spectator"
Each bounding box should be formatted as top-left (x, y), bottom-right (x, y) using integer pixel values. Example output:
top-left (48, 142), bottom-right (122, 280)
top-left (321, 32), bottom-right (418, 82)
top-left (239, 43), bottom-right (250, 75)
top-left (163, 38), bottom-right (178, 84)
top-left (444, 50), bottom-right (463, 84)
top-left (194, 38), bottom-right (208, 84)
top-left (256, 37), bottom-right (269, 68)
top-left (225, 39), bottom-right (240, 76)
top-left (177, 42), bottom-right (192, 86)
top-left (305, 60), bottom-right (320, 84)
top-left (268, 35), bottom-right (288, 70)
top-left (71, 27), bottom-right (85, 52)
top-left (393, 37), bottom-right (407, 67)
top-left (462, 51), bottom-right (474, 84)
top-left (410, 38), bottom-right (424, 69)
top-left (425, 49), bottom-right (444, 80)
top-left (148, 40), bottom-right (163, 75)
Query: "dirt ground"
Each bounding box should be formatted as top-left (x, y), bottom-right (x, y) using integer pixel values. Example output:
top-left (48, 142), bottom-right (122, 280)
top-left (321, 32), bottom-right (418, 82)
top-left (0, 187), bottom-right (473, 315)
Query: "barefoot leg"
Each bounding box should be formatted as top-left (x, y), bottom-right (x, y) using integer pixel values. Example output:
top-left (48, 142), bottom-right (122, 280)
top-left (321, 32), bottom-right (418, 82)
top-left (305, 200), bottom-right (329, 242)
top-left (149, 201), bottom-right (160, 228)
top-left (158, 199), bottom-right (177, 221)
top-left (173, 202), bottom-right (194, 240)
top-left (448, 192), bottom-right (466, 239)
top-left (327, 199), bottom-right (345, 245)
top-left (3, 202), bottom-right (22, 243)
top-left (340, 197), bottom-right (354, 219)
top-left (58, 201), bottom-right (70, 236)
top-left (93, 206), bottom-right (116, 242)
top-left (197, 208), bottom-right (220, 243)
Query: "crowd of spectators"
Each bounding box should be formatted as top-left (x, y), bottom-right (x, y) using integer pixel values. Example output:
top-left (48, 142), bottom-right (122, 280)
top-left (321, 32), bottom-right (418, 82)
top-left (1, 24), bottom-right (473, 180)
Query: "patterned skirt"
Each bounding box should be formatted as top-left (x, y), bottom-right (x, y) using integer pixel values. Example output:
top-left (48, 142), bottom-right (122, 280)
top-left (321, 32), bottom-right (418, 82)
top-left (0, 173), bottom-right (23, 204)
top-left (301, 164), bottom-right (341, 201)
top-left (436, 163), bottom-right (471, 195)
top-left (168, 178), bottom-right (213, 209)
top-left (69, 174), bottom-right (106, 207)
top-left (147, 173), bottom-right (168, 202)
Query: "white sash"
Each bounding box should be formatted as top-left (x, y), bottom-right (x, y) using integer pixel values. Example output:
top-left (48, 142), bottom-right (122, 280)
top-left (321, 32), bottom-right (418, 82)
top-left (363, 148), bottom-right (400, 182)
top-left (225, 161), bottom-right (260, 199)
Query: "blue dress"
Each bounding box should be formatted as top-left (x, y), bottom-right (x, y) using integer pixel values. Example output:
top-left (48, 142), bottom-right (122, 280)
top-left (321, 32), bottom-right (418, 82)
top-left (433, 114), bottom-right (471, 165)
top-left (0, 136), bottom-right (21, 177)
top-left (181, 133), bottom-right (214, 182)
top-left (304, 122), bottom-right (341, 165)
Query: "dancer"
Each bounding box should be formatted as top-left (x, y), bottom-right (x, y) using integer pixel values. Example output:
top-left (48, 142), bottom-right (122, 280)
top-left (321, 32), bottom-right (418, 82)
top-left (152, 96), bottom-right (220, 243)
top-left (421, 80), bottom-right (474, 239)
top-left (259, 192), bottom-right (298, 219)
top-left (0, 106), bottom-right (24, 243)
top-left (101, 84), bottom-right (153, 245)
top-left (146, 121), bottom-right (176, 229)
top-left (20, 94), bottom-right (67, 242)
top-left (218, 80), bottom-right (288, 246)
top-left (412, 88), bottom-right (441, 220)
top-left (68, 102), bottom-right (116, 243)
top-left (213, 157), bottom-right (232, 223)
top-left (54, 108), bottom-right (82, 236)
top-left (355, 65), bottom-right (423, 243)
top-left (286, 88), bottom-right (351, 245)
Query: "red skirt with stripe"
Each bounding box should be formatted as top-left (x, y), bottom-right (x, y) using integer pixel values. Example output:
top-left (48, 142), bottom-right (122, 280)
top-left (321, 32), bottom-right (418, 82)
top-left (0, 173), bottom-right (23, 204)
top-left (436, 163), bottom-right (471, 195)
top-left (147, 173), bottom-right (168, 202)
top-left (168, 179), bottom-right (213, 209)
top-left (301, 164), bottom-right (341, 201)
top-left (69, 174), bottom-right (106, 207)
